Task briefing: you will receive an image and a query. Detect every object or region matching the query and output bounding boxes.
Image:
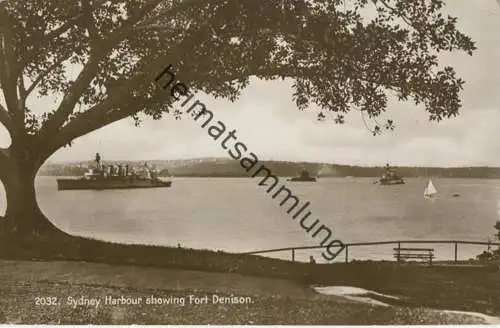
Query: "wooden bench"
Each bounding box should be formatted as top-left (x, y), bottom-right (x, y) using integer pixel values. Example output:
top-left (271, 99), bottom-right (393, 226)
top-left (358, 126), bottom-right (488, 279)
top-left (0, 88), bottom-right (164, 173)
top-left (394, 247), bottom-right (435, 265)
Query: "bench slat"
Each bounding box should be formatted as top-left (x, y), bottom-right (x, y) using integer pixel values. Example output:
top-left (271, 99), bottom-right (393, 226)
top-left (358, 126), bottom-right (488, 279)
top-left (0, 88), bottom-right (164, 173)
top-left (393, 248), bottom-right (434, 252)
top-left (395, 254), bottom-right (435, 258)
top-left (394, 247), bottom-right (434, 265)
top-left (395, 252), bottom-right (434, 255)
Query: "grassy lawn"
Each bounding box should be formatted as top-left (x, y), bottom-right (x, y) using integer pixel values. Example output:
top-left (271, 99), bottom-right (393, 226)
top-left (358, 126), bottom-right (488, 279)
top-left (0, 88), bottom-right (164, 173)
top-left (0, 261), bottom-right (491, 325)
top-left (302, 261), bottom-right (500, 316)
top-left (0, 235), bottom-right (499, 323)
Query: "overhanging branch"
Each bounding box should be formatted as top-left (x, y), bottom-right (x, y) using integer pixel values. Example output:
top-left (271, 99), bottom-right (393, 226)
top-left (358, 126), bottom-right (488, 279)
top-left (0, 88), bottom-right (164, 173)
top-left (20, 0), bottom-right (109, 69)
top-left (19, 18), bottom-right (81, 73)
top-left (36, 56), bottom-right (101, 144)
top-left (24, 56), bottom-right (68, 100)
top-left (39, 52), bottom-right (188, 158)
top-left (37, 0), bottom-right (167, 145)
top-left (371, 0), bottom-right (418, 31)
top-left (44, 106), bottom-right (138, 158)
top-left (82, 0), bottom-right (100, 48)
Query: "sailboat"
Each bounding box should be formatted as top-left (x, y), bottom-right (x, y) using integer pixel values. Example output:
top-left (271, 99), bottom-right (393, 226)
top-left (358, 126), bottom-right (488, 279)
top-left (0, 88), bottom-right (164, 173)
top-left (424, 179), bottom-right (437, 199)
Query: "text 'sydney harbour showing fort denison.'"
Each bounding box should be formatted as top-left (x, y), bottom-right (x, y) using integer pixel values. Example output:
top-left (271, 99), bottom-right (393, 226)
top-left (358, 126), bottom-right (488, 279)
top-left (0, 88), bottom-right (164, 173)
top-left (65, 295), bottom-right (253, 309)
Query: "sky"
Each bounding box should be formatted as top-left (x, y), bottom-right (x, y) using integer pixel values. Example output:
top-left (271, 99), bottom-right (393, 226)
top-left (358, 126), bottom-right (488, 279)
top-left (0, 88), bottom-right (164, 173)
top-left (2, 0), bottom-right (500, 167)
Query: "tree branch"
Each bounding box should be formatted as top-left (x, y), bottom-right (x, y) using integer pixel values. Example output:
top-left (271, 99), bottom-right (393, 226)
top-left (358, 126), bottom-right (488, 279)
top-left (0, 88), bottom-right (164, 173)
top-left (43, 106), bottom-right (138, 159)
top-left (19, 17), bottom-right (82, 71)
top-left (24, 56), bottom-right (67, 100)
top-left (371, 0), bottom-right (416, 31)
top-left (0, 9), bottom-right (19, 111)
top-left (97, 0), bottom-right (165, 46)
top-left (17, 74), bottom-right (26, 103)
top-left (130, 0), bottom-right (165, 22)
top-left (38, 0), bottom-right (230, 158)
top-left (0, 6), bottom-right (24, 136)
top-left (36, 56), bottom-right (101, 144)
top-left (82, 0), bottom-right (100, 49)
top-left (137, 0), bottom-right (220, 27)
top-left (40, 52), bottom-right (188, 157)
top-left (0, 103), bottom-right (12, 134)
top-left (37, 0), bottom-right (166, 145)
top-left (20, 0), bottom-right (109, 69)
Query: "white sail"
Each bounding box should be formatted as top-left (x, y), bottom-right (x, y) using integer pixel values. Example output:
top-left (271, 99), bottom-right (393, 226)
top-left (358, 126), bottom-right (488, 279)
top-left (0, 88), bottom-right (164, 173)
top-left (424, 179), bottom-right (437, 199)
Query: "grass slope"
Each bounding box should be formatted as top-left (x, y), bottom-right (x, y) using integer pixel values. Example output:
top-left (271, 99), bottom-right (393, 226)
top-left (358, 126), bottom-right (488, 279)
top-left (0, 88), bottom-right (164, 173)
top-left (0, 260), bottom-right (490, 325)
top-left (1, 235), bottom-right (498, 322)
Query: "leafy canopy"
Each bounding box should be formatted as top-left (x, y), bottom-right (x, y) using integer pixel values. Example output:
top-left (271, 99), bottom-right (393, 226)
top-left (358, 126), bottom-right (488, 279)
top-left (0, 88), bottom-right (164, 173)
top-left (0, 0), bottom-right (475, 160)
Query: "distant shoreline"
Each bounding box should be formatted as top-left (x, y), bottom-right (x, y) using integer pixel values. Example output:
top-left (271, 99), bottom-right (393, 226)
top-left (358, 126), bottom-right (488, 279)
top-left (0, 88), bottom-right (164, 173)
top-left (39, 159), bottom-right (500, 179)
top-left (37, 174), bottom-right (500, 179)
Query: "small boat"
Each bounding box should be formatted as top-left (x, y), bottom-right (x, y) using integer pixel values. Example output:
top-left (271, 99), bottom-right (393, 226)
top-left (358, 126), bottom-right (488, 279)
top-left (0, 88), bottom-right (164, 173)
top-left (424, 179), bottom-right (437, 199)
top-left (288, 169), bottom-right (317, 182)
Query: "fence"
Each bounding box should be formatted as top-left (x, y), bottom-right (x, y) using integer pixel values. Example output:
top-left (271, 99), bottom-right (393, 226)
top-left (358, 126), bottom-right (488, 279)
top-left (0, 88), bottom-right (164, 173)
top-left (240, 240), bottom-right (500, 263)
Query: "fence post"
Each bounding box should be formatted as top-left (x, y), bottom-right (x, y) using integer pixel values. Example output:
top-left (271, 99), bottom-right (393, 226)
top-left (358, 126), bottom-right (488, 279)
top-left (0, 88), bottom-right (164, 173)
top-left (291, 248), bottom-right (295, 262)
top-left (345, 245), bottom-right (349, 263)
top-left (397, 242), bottom-right (401, 262)
top-left (454, 242), bottom-right (458, 263)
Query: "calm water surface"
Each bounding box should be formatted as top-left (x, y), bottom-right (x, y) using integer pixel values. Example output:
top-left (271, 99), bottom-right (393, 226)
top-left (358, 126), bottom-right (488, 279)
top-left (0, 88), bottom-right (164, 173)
top-left (2, 177), bottom-right (499, 263)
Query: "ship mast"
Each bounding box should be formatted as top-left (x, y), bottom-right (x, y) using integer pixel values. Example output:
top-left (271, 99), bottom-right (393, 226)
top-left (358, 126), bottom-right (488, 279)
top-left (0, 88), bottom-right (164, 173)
top-left (95, 152), bottom-right (101, 169)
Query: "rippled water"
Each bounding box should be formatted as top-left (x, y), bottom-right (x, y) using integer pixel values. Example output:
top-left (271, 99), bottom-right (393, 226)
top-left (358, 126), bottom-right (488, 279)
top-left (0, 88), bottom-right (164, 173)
top-left (1, 176), bottom-right (499, 263)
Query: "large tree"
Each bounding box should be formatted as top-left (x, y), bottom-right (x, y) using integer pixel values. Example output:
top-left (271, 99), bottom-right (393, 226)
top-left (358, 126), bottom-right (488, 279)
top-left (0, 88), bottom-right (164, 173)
top-left (0, 0), bottom-right (475, 236)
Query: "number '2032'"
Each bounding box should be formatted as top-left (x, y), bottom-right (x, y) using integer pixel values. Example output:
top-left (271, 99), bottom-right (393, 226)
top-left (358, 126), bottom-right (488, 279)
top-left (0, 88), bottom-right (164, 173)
top-left (34, 297), bottom-right (58, 305)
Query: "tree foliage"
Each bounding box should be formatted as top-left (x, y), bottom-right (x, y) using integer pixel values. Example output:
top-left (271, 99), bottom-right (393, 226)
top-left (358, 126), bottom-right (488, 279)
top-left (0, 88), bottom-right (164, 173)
top-left (0, 0), bottom-right (475, 164)
top-left (476, 221), bottom-right (500, 263)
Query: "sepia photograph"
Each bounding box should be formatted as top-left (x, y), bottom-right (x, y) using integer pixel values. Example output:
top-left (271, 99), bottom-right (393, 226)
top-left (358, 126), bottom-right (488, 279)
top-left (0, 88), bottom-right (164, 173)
top-left (0, 0), bottom-right (499, 325)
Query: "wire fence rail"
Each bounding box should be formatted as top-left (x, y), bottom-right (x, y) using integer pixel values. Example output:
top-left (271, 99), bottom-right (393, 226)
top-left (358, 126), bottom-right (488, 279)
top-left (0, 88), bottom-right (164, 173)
top-left (240, 240), bottom-right (500, 263)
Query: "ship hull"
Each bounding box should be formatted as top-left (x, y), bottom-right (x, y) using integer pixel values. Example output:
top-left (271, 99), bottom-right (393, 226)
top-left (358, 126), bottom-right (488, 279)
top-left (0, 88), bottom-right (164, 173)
top-left (379, 179), bottom-right (405, 185)
top-left (57, 178), bottom-right (172, 190)
top-left (287, 177), bottom-right (317, 182)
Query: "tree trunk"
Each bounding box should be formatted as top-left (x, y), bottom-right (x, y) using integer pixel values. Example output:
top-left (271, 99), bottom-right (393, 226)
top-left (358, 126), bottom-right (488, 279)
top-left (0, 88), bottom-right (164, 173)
top-left (0, 149), bottom-right (65, 237)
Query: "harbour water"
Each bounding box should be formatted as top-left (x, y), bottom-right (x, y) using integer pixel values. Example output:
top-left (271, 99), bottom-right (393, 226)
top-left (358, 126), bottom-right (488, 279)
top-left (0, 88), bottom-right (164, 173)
top-left (2, 176), bottom-right (499, 263)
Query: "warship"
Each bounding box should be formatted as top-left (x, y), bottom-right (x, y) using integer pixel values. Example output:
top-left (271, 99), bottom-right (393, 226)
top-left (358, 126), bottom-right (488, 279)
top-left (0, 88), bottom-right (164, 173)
top-left (377, 163), bottom-right (404, 185)
top-left (57, 153), bottom-right (172, 190)
top-left (288, 169), bottom-right (317, 182)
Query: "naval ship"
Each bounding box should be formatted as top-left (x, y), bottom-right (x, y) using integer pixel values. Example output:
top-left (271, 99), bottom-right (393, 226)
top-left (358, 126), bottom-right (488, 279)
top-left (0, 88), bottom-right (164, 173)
top-left (377, 163), bottom-right (404, 185)
top-left (288, 169), bottom-right (317, 182)
top-left (57, 153), bottom-right (172, 190)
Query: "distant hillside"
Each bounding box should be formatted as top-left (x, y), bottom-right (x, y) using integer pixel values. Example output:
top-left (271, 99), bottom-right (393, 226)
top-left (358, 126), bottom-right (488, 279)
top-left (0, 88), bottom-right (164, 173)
top-left (39, 158), bottom-right (500, 179)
